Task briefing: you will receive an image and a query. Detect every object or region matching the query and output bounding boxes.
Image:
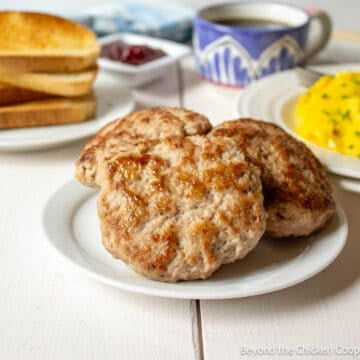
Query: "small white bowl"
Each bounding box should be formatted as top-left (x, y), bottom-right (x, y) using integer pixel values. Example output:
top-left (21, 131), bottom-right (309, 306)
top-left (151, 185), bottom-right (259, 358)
top-left (98, 33), bottom-right (191, 87)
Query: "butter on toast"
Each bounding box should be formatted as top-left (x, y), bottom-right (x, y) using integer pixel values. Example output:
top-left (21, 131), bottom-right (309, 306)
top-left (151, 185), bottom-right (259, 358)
top-left (0, 68), bottom-right (97, 97)
top-left (0, 11), bottom-right (99, 72)
top-left (0, 94), bottom-right (96, 129)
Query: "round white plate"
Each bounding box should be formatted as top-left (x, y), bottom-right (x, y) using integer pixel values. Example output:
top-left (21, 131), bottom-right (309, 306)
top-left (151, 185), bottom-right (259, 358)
top-left (43, 180), bottom-right (348, 300)
top-left (235, 64), bottom-right (360, 180)
top-left (0, 71), bottom-right (135, 151)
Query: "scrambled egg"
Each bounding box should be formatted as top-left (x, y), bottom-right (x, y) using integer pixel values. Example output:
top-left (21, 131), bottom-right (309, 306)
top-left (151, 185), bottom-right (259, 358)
top-left (295, 72), bottom-right (360, 158)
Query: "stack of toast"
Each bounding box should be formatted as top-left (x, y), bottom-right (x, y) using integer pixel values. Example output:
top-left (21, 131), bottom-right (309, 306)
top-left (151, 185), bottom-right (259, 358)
top-left (0, 11), bottom-right (100, 129)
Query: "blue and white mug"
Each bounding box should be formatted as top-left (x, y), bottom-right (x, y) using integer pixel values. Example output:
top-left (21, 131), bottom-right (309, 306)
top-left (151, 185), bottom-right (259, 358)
top-left (193, 2), bottom-right (332, 87)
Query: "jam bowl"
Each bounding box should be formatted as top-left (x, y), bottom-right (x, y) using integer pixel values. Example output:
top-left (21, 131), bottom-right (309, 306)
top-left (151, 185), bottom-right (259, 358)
top-left (98, 33), bottom-right (191, 87)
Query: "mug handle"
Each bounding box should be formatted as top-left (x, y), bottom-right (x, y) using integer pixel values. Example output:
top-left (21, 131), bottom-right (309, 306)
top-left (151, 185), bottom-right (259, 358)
top-left (302, 8), bottom-right (332, 61)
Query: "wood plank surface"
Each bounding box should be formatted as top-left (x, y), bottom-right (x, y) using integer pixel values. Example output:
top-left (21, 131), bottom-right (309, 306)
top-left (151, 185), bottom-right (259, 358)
top-left (199, 186), bottom-right (360, 360)
top-left (0, 64), bottom-right (199, 360)
top-left (1, 0), bottom-right (360, 357)
top-left (181, 55), bottom-right (360, 360)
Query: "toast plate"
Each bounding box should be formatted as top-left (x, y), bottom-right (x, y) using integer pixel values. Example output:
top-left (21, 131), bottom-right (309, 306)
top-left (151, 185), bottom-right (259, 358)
top-left (235, 63), bottom-right (360, 180)
top-left (0, 71), bottom-right (135, 151)
top-left (42, 180), bottom-right (348, 300)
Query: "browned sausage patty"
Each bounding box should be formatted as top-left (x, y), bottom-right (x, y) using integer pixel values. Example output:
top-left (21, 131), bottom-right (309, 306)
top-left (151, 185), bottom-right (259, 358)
top-left (75, 107), bottom-right (212, 187)
top-left (209, 119), bottom-right (335, 238)
top-left (97, 135), bottom-right (266, 282)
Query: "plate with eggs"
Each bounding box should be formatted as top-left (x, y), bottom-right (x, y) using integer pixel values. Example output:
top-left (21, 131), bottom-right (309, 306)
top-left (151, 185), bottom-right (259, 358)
top-left (236, 64), bottom-right (360, 188)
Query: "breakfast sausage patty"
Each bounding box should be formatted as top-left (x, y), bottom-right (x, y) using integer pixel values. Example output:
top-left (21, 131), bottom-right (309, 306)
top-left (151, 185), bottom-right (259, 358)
top-left (75, 107), bottom-right (212, 187)
top-left (97, 135), bottom-right (266, 282)
top-left (209, 119), bottom-right (335, 238)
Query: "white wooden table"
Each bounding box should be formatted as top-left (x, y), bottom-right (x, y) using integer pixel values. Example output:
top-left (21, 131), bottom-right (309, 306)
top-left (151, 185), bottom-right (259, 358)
top-left (1, 2), bottom-right (360, 359)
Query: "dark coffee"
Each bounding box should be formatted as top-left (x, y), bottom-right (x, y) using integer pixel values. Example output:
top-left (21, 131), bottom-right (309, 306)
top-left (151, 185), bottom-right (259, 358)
top-left (215, 18), bottom-right (291, 29)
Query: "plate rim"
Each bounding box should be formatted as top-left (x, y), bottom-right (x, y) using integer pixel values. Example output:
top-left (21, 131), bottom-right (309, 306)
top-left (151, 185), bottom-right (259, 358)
top-left (42, 180), bottom-right (348, 300)
top-left (235, 64), bottom-right (360, 180)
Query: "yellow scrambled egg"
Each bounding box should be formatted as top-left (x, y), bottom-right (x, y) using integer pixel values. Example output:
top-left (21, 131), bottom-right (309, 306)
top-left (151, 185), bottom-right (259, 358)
top-left (295, 72), bottom-right (360, 158)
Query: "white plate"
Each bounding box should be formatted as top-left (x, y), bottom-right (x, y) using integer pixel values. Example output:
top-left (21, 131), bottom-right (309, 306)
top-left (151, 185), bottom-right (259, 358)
top-left (235, 64), bottom-right (360, 180)
top-left (42, 180), bottom-right (348, 300)
top-left (0, 71), bottom-right (135, 151)
top-left (330, 174), bottom-right (360, 193)
top-left (98, 33), bottom-right (191, 87)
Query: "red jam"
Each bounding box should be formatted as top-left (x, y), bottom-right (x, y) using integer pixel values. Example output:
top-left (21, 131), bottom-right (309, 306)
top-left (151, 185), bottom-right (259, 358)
top-left (101, 41), bottom-right (167, 65)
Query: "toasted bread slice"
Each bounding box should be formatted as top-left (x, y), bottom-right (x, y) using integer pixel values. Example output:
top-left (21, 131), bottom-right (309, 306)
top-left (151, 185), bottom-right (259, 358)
top-left (0, 11), bottom-right (99, 72)
top-left (0, 94), bottom-right (96, 129)
top-left (0, 83), bottom-right (51, 105)
top-left (0, 68), bottom-right (97, 97)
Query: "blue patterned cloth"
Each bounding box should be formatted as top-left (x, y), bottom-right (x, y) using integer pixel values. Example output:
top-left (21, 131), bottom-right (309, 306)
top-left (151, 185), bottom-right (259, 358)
top-left (70, 1), bottom-right (194, 43)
